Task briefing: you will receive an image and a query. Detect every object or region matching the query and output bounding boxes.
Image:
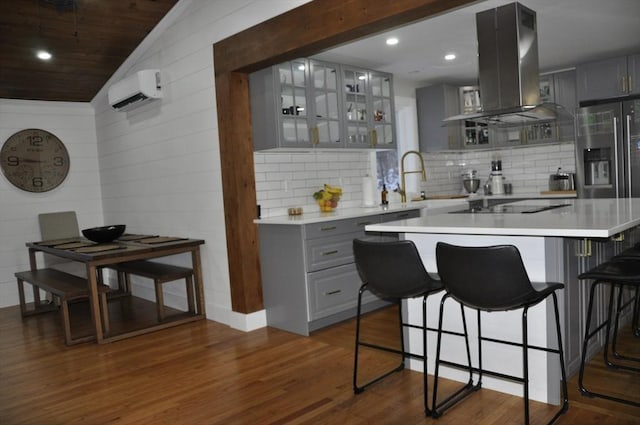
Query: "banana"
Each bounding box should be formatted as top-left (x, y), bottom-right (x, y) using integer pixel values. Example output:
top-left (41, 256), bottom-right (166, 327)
top-left (324, 183), bottom-right (343, 194)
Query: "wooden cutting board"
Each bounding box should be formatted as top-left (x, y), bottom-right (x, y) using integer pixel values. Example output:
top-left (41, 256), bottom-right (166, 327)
top-left (540, 190), bottom-right (577, 195)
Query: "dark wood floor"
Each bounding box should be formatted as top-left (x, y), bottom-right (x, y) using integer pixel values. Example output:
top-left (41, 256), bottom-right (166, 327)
top-left (1, 302), bottom-right (638, 424)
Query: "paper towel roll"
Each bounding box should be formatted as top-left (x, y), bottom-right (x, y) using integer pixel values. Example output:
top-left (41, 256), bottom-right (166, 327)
top-left (362, 176), bottom-right (376, 207)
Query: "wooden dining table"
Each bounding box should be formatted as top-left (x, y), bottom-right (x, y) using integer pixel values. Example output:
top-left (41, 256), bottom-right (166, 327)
top-left (26, 235), bottom-right (206, 343)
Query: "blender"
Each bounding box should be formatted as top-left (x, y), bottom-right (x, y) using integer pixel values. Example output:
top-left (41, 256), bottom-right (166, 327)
top-left (490, 160), bottom-right (505, 195)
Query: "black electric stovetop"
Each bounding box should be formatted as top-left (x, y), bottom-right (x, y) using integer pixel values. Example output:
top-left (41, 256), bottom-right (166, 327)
top-left (449, 203), bottom-right (571, 214)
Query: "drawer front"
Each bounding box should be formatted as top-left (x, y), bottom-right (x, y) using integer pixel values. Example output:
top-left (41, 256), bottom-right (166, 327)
top-left (307, 263), bottom-right (379, 320)
top-left (306, 231), bottom-right (365, 272)
top-left (304, 215), bottom-right (380, 240)
top-left (380, 208), bottom-right (420, 222)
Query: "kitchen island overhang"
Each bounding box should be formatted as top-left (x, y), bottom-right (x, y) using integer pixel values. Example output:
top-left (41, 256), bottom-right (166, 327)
top-left (364, 198), bottom-right (640, 405)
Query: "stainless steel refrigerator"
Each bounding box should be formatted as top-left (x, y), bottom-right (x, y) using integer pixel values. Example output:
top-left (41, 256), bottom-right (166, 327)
top-left (575, 98), bottom-right (640, 198)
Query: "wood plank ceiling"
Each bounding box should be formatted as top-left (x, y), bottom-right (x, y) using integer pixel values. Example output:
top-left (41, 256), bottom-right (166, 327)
top-left (0, 0), bottom-right (178, 102)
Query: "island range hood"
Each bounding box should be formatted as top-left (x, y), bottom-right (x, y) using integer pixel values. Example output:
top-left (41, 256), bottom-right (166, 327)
top-left (445, 2), bottom-right (571, 126)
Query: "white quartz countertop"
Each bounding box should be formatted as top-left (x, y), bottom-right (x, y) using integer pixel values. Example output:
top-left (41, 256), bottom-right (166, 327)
top-left (254, 199), bottom-right (467, 225)
top-left (365, 198), bottom-right (640, 238)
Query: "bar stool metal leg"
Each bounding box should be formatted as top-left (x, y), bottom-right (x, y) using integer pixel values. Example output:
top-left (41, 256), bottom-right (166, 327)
top-left (610, 284), bottom-right (640, 367)
top-left (431, 295), bottom-right (477, 418)
top-left (579, 280), bottom-right (640, 407)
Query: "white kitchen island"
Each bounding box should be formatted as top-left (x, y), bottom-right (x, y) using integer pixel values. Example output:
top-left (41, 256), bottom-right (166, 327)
top-left (365, 198), bottom-right (640, 405)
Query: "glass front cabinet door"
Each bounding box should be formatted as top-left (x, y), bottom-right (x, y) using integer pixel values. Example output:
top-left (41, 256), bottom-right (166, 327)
top-left (342, 67), bottom-right (396, 149)
top-left (277, 60), bottom-right (311, 148)
top-left (369, 71), bottom-right (395, 148)
top-left (250, 59), bottom-right (396, 150)
top-left (308, 60), bottom-right (343, 148)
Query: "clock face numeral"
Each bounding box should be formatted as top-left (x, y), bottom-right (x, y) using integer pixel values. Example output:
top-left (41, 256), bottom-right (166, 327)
top-left (0, 129), bottom-right (70, 192)
top-left (7, 156), bottom-right (19, 166)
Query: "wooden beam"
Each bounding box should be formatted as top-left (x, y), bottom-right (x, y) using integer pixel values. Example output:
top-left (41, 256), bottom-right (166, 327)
top-left (214, 0), bottom-right (477, 75)
top-left (213, 0), bottom-right (477, 314)
top-left (215, 71), bottom-right (263, 314)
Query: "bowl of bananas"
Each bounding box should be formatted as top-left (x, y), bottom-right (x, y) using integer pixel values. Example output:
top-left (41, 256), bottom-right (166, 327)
top-left (313, 184), bottom-right (342, 212)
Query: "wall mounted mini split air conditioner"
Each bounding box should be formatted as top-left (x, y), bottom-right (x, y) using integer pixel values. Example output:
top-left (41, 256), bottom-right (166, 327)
top-left (108, 69), bottom-right (162, 112)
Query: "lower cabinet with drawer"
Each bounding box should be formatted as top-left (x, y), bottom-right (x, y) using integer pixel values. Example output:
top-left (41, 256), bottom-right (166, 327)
top-left (258, 209), bottom-right (420, 335)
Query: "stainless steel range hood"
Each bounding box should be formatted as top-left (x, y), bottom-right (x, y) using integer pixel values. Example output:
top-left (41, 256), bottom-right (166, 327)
top-left (445, 2), bottom-right (572, 126)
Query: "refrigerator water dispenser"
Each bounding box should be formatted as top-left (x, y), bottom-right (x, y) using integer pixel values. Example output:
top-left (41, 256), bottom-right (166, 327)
top-left (583, 148), bottom-right (611, 186)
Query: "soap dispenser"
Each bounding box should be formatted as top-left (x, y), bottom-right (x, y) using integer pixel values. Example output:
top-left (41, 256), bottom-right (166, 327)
top-left (381, 184), bottom-right (388, 205)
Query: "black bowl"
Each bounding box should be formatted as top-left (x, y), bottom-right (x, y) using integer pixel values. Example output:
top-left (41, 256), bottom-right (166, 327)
top-left (82, 225), bottom-right (126, 243)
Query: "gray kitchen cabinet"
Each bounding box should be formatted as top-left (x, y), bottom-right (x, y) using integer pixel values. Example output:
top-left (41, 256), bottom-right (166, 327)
top-left (342, 67), bottom-right (397, 149)
top-left (552, 70), bottom-right (577, 141)
top-left (250, 59), bottom-right (396, 151)
top-left (458, 86), bottom-right (491, 149)
top-left (309, 59), bottom-right (344, 148)
top-left (258, 209), bottom-right (420, 335)
top-left (416, 83), bottom-right (493, 151)
top-left (519, 70), bottom-right (576, 144)
top-left (576, 54), bottom-right (640, 102)
top-left (630, 54), bottom-right (640, 95)
top-left (250, 59), bottom-right (313, 150)
top-left (416, 84), bottom-right (461, 152)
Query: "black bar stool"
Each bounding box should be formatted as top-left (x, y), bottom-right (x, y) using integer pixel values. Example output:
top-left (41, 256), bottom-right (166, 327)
top-left (352, 239), bottom-right (444, 416)
top-left (433, 242), bottom-right (568, 424)
top-left (577, 258), bottom-right (640, 407)
top-left (612, 245), bottom-right (640, 337)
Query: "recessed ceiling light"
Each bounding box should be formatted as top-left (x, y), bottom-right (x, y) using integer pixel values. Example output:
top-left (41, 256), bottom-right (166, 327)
top-left (386, 37), bottom-right (399, 46)
top-left (36, 50), bottom-right (52, 61)
top-left (444, 53), bottom-right (456, 61)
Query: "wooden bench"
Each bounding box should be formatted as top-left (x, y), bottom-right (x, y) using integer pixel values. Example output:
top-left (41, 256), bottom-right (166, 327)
top-left (111, 260), bottom-right (195, 321)
top-left (15, 269), bottom-right (110, 345)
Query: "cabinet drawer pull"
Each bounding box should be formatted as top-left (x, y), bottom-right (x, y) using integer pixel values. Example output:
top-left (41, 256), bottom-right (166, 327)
top-left (396, 213), bottom-right (409, 218)
top-left (322, 250), bottom-right (339, 256)
top-left (324, 289), bottom-right (342, 296)
top-left (319, 226), bottom-right (337, 231)
top-left (356, 221), bottom-right (373, 226)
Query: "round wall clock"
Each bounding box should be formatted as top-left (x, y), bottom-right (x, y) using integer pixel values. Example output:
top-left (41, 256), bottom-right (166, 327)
top-left (0, 128), bottom-right (70, 193)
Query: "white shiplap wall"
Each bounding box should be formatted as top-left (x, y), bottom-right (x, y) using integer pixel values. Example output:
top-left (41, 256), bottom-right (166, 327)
top-left (91, 0), bottom-right (312, 331)
top-left (0, 100), bottom-right (103, 307)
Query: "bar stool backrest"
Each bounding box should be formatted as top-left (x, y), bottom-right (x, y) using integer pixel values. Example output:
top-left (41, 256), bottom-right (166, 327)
top-left (353, 239), bottom-right (436, 299)
top-left (435, 242), bottom-right (534, 311)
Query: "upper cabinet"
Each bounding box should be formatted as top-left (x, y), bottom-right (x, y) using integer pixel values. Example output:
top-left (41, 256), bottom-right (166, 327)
top-left (519, 69), bottom-right (576, 144)
top-left (552, 70), bottom-right (577, 142)
top-left (417, 84), bottom-right (491, 151)
top-left (576, 54), bottom-right (640, 102)
top-left (368, 71), bottom-right (396, 148)
top-left (251, 60), bottom-right (312, 150)
top-left (309, 60), bottom-right (343, 148)
top-left (250, 59), bottom-right (396, 151)
top-left (459, 86), bottom-right (490, 148)
top-left (416, 84), bottom-right (461, 152)
top-left (418, 70), bottom-right (577, 152)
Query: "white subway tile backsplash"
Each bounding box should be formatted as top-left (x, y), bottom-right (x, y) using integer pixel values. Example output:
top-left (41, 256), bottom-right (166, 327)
top-left (255, 149), bottom-right (372, 217)
top-left (255, 142), bottom-right (576, 217)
